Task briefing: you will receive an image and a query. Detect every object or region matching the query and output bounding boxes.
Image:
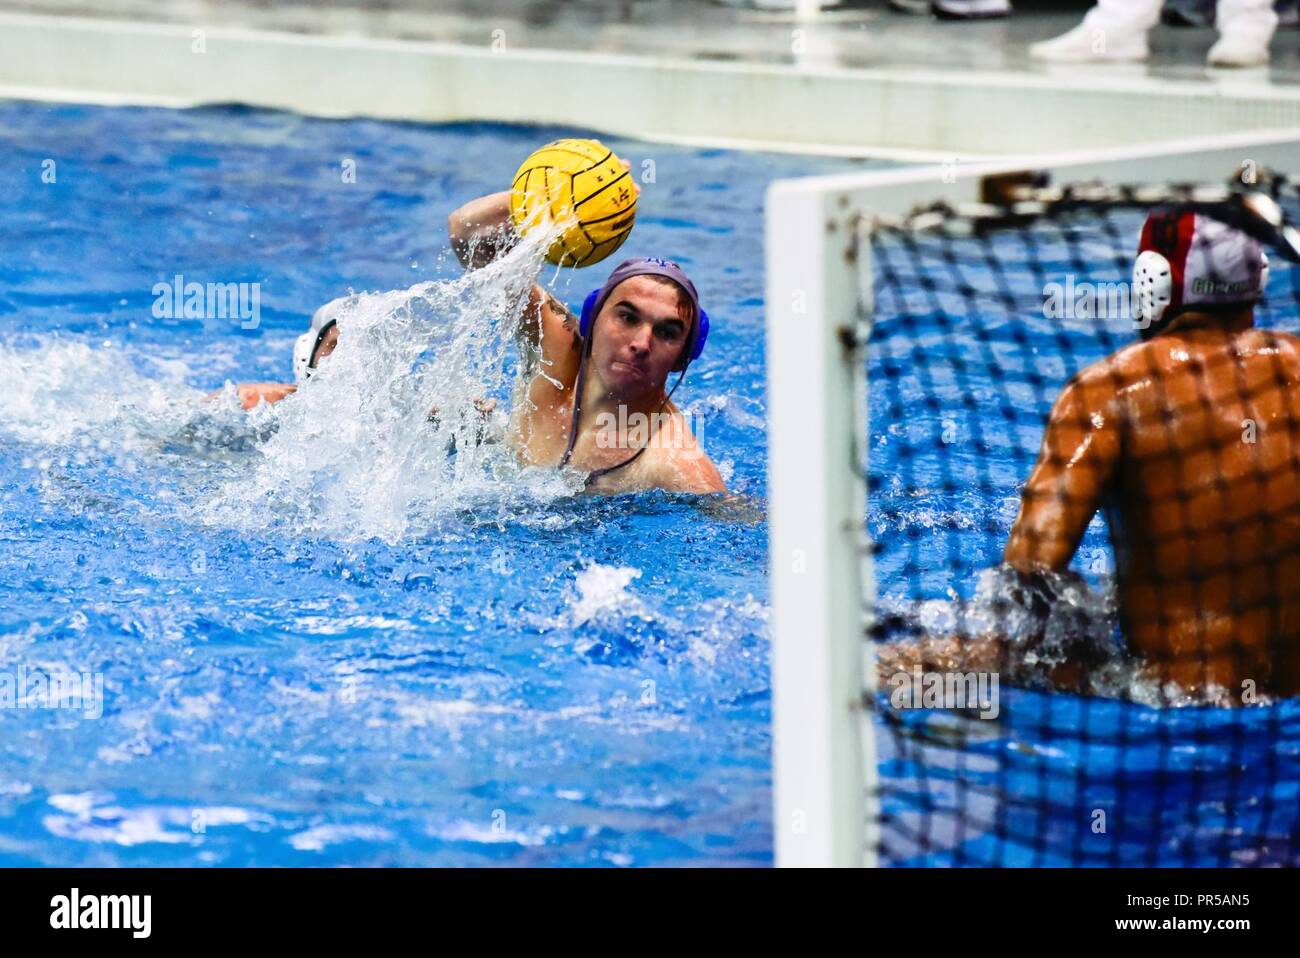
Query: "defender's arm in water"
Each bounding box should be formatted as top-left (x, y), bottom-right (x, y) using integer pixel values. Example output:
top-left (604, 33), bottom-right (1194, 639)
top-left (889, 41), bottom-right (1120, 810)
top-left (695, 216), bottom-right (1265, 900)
top-left (206, 312), bottom-right (342, 409)
top-left (207, 382), bottom-right (298, 410)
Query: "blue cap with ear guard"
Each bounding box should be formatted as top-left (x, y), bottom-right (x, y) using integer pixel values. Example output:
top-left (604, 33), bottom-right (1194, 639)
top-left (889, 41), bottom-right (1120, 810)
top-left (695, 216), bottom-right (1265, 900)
top-left (577, 257), bottom-right (710, 372)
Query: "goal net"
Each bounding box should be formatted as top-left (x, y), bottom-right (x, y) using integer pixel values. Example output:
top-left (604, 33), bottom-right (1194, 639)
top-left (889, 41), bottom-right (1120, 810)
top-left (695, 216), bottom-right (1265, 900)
top-left (766, 130), bottom-right (1300, 867)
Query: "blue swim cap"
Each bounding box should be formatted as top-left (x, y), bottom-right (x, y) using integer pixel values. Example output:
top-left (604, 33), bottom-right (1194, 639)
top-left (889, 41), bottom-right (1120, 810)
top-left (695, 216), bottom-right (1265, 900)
top-left (577, 257), bottom-right (710, 371)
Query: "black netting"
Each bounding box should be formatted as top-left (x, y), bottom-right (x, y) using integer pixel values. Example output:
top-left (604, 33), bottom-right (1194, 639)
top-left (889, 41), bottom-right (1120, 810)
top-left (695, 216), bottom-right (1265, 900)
top-left (866, 175), bottom-right (1300, 866)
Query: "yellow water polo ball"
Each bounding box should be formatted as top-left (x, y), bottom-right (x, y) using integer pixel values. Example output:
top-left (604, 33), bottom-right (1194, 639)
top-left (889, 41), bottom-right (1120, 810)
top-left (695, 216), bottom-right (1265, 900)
top-left (509, 138), bottom-right (638, 267)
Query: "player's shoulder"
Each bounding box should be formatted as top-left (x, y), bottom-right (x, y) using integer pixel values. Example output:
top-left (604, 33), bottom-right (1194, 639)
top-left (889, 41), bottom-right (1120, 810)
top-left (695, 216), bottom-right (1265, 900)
top-left (1247, 326), bottom-right (1300, 357)
top-left (536, 287), bottom-right (582, 339)
top-left (1109, 325), bottom-right (1300, 366)
top-left (653, 404), bottom-right (698, 444)
top-left (645, 411), bottom-right (726, 493)
top-left (1055, 344), bottom-right (1144, 402)
top-left (1067, 333), bottom-right (1190, 390)
top-left (1236, 328), bottom-right (1300, 385)
top-left (1062, 325), bottom-right (1300, 409)
top-left (519, 286), bottom-right (584, 396)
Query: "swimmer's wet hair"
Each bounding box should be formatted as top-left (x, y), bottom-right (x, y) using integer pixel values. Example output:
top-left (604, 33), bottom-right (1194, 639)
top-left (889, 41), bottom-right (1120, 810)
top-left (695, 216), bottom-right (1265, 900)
top-left (640, 273), bottom-right (694, 316)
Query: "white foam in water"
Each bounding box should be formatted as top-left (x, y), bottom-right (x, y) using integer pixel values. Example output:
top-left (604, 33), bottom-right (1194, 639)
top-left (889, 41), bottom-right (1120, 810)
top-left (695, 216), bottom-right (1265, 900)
top-left (198, 229), bottom-right (581, 542)
top-left (879, 564), bottom-right (1237, 706)
top-left (287, 824), bottom-right (396, 852)
top-left (0, 224), bottom-right (588, 542)
top-left (44, 793), bottom-right (271, 846)
top-left (569, 563), bottom-right (644, 625)
top-left (0, 339), bottom-right (200, 448)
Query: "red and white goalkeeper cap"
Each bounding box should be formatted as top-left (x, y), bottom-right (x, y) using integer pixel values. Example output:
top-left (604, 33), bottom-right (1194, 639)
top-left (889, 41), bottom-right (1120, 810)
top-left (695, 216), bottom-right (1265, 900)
top-left (1133, 209), bottom-right (1268, 338)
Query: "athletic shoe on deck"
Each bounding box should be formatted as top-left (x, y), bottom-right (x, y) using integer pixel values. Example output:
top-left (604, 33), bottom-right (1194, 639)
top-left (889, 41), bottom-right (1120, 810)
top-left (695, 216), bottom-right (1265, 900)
top-left (1207, 32), bottom-right (1272, 64)
top-left (1163, 0), bottom-right (1294, 28)
top-left (1029, 22), bottom-right (1150, 61)
top-left (932, 0), bottom-right (1012, 18)
top-left (1208, 0), bottom-right (1278, 65)
top-left (886, 0), bottom-right (932, 13)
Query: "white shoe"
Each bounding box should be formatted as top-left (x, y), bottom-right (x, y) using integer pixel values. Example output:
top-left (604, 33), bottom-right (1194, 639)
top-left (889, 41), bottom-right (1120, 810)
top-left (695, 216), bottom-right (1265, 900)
top-left (887, 0), bottom-right (931, 13)
top-left (1207, 33), bottom-right (1271, 66)
top-left (1029, 22), bottom-right (1149, 62)
top-left (932, 0), bottom-right (1012, 19)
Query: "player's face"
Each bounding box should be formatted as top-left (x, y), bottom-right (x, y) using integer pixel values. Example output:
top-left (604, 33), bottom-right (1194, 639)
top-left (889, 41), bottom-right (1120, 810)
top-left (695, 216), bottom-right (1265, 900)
top-left (311, 323), bottom-right (341, 368)
top-left (590, 277), bottom-right (691, 400)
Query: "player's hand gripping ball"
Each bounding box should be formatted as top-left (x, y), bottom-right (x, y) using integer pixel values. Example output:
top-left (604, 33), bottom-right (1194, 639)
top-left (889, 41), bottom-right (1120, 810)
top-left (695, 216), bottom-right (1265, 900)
top-left (509, 138), bottom-right (638, 267)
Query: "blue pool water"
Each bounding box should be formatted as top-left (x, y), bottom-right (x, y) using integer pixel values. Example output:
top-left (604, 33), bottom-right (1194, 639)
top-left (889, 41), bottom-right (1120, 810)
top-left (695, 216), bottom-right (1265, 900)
top-left (0, 99), bottom-right (883, 866)
top-left (6, 98), bottom-right (1298, 868)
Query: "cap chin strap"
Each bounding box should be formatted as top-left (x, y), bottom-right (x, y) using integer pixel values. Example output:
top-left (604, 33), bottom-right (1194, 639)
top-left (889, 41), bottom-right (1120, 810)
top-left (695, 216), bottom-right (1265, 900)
top-left (292, 331), bottom-right (317, 383)
top-left (1133, 249), bottom-right (1174, 338)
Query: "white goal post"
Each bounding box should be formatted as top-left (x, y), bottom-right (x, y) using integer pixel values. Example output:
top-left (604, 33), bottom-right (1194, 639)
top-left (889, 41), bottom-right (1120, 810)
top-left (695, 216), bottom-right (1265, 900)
top-left (764, 128), bottom-right (1300, 868)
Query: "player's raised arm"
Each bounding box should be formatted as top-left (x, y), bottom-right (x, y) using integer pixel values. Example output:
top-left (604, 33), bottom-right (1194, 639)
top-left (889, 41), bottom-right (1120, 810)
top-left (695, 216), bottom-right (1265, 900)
top-left (448, 142), bottom-right (638, 389)
top-left (446, 191), bottom-right (577, 390)
top-left (448, 191), bottom-right (518, 271)
top-left (1004, 369), bottom-right (1123, 572)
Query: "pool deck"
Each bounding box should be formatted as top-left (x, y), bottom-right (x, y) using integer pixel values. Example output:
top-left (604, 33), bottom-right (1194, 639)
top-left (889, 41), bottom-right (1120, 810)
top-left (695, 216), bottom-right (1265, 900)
top-left (1, 1), bottom-right (1299, 159)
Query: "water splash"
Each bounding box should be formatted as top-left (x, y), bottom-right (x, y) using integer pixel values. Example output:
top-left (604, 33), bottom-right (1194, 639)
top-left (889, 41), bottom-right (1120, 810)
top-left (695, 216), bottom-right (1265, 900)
top-left (569, 563), bottom-right (644, 626)
top-left (875, 564), bottom-right (1238, 707)
top-left (0, 339), bottom-right (199, 449)
top-left (198, 230), bottom-right (581, 542)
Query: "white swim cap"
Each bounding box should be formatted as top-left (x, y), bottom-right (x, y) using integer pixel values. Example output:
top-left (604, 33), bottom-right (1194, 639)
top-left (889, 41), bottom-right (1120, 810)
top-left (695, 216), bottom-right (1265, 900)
top-left (292, 296), bottom-right (354, 383)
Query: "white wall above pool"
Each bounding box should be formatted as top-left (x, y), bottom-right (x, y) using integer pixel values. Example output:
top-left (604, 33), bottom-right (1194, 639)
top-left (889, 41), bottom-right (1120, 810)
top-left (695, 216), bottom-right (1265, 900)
top-left (2, 11), bottom-right (1300, 161)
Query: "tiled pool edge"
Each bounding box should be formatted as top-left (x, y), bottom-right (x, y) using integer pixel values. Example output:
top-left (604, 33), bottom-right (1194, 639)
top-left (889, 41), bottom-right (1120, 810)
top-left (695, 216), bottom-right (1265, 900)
top-left (2, 11), bottom-right (1300, 160)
